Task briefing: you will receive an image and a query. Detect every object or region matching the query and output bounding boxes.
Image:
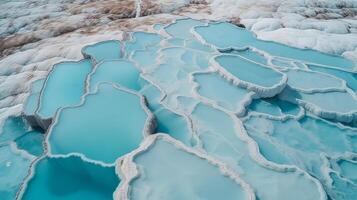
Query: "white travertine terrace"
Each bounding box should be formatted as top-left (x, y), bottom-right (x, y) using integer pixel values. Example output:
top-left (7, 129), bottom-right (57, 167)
top-left (0, 4), bottom-right (356, 199)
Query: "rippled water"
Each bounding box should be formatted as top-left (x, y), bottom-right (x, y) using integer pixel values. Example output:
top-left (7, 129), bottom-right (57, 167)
top-left (1, 18), bottom-right (356, 200)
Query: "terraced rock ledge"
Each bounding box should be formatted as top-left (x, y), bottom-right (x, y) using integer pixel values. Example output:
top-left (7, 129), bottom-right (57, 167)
top-left (1, 17), bottom-right (356, 200)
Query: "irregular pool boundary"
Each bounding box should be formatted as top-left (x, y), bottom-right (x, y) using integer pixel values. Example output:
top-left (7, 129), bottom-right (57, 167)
top-left (138, 74), bottom-right (201, 148)
top-left (210, 54), bottom-right (288, 98)
top-left (155, 45), bottom-right (216, 69)
top-left (243, 113), bottom-right (357, 197)
top-left (324, 153), bottom-right (357, 187)
top-left (115, 133), bottom-right (256, 200)
top-left (128, 48), bottom-right (161, 73)
top-left (161, 18), bottom-right (215, 55)
top-left (127, 37), bottom-right (211, 147)
top-left (32, 41), bottom-right (139, 131)
top-left (124, 31), bottom-right (163, 58)
top-left (8, 141), bottom-right (37, 163)
top-left (190, 69), bottom-right (256, 116)
top-left (45, 82), bottom-right (155, 166)
top-left (34, 59), bottom-right (92, 130)
top-left (191, 21), bottom-right (356, 72)
top-left (280, 68), bottom-right (347, 93)
top-left (163, 17), bottom-right (208, 40)
top-left (16, 81), bottom-right (155, 199)
top-left (81, 40), bottom-right (123, 65)
top-left (279, 87), bottom-right (357, 123)
top-left (33, 40), bottom-right (124, 130)
top-left (0, 108), bottom-right (25, 142)
top-left (15, 153), bottom-right (121, 200)
top-left (22, 78), bottom-right (45, 129)
top-left (193, 99), bottom-right (328, 200)
top-left (2, 141), bottom-right (39, 197)
top-left (307, 63), bottom-right (357, 92)
top-left (243, 101), bottom-right (306, 121)
top-left (84, 58), bottom-right (142, 93)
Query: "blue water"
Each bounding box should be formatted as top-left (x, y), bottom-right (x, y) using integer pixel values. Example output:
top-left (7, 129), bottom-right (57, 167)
top-left (285, 69), bottom-right (344, 91)
top-left (125, 32), bottom-right (162, 56)
top-left (0, 144), bottom-right (33, 200)
top-left (248, 97), bottom-right (301, 117)
top-left (138, 76), bottom-right (164, 111)
top-left (82, 40), bottom-right (122, 63)
top-left (37, 59), bottom-right (92, 119)
top-left (8, 18), bottom-right (357, 200)
top-left (48, 83), bottom-right (150, 164)
top-left (15, 130), bottom-right (44, 157)
top-left (153, 108), bottom-right (193, 146)
top-left (193, 71), bottom-right (252, 113)
top-left (214, 54), bottom-right (284, 88)
top-left (131, 48), bottom-right (158, 71)
top-left (194, 22), bottom-right (355, 70)
top-left (308, 64), bottom-right (357, 91)
top-left (21, 156), bottom-right (119, 200)
top-left (229, 48), bottom-right (267, 65)
top-left (194, 22), bottom-right (255, 49)
top-left (88, 59), bottom-right (141, 92)
top-left (130, 136), bottom-right (248, 200)
top-left (336, 159), bottom-right (357, 182)
top-left (271, 57), bottom-right (296, 69)
top-left (244, 114), bottom-right (357, 198)
top-left (191, 103), bottom-right (323, 200)
top-left (301, 91), bottom-right (357, 113)
top-left (164, 18), bottom-right (205, 39)
top-left (23, 79), bottom-right (45, 116)
top-left (0, 117), bottom-right (29, 143)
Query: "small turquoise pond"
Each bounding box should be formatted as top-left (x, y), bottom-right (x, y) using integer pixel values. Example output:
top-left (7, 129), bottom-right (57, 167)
top-left (82, 40), bottom-right (122, 63)
top-left (214, 54), bottom-right (285, 88)
top-left (20, 156), bottom-right (119, 200)
top-left (37, 59), bottom-right (92, 121)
